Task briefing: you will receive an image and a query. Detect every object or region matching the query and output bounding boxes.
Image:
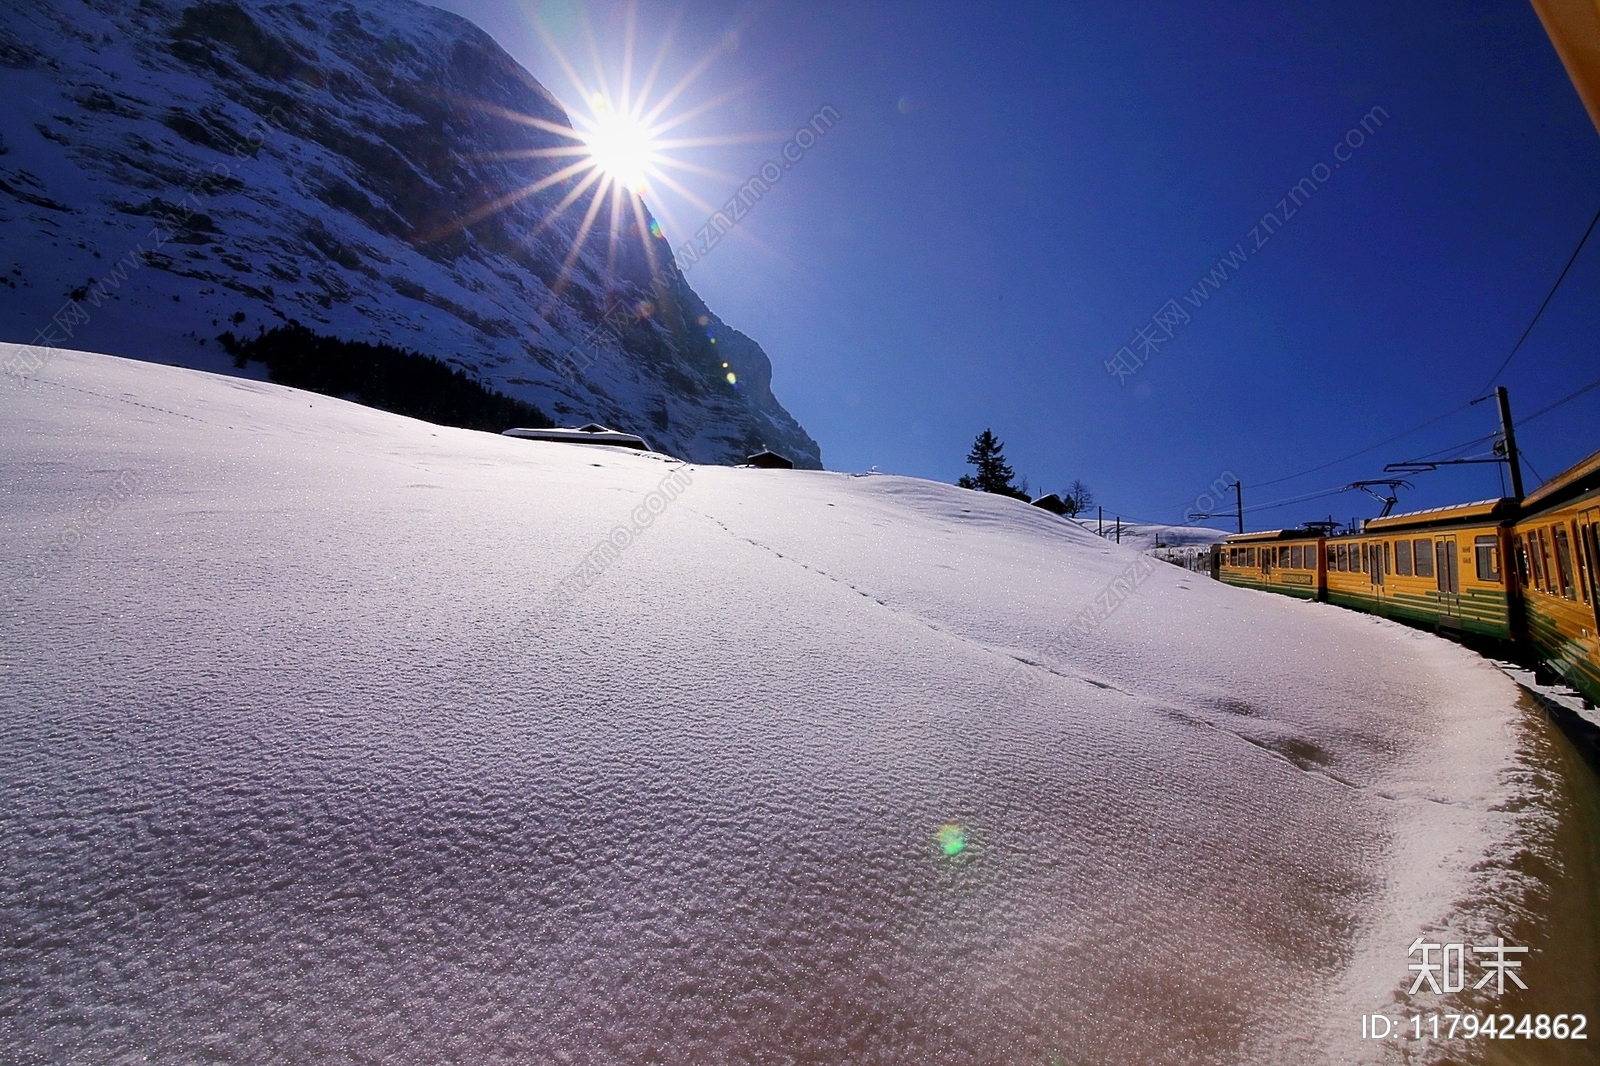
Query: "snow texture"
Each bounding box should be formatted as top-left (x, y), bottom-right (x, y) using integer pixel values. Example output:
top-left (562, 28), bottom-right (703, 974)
top-left (0, 347), bottom-right (1561, 1065)
top-left (0, 0), bottom-right (819, 466)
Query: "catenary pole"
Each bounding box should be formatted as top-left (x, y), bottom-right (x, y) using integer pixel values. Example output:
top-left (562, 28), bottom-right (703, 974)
top-left (1495, 386), bottom-right (1526, 500)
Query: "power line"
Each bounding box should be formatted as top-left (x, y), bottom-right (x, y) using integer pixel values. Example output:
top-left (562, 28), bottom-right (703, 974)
top-left (1407, 430), bottom-right (1498, 464)
top-left (1183, 371), bottom-right (1600, 517)
top-left (1242, 484), bottom-right (1353, 515)
top-left (1518, 371), bottom-right (1600, 426)
top-left (1480, 202), bottom-right (1600, 392)
top-left (1160, 204), bottom-right (1598, 520)
top-left (1162, 370), bottom-right (1600, 523)
top-left (1241, 400), bottom-right (1478, 492)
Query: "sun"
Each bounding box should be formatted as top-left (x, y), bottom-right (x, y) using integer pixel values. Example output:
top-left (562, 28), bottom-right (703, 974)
top-left (430, 2), bottom-right (780, 309)
top-left (578, 93), bottom-right (656, 194)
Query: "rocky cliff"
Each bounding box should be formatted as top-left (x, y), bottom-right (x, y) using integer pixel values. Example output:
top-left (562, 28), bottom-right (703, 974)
top-left (0, 0), bottom-right (821, 466)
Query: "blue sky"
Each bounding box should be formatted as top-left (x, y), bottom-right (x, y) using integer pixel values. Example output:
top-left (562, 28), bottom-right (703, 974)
top-left (440, 0), bottom-right (1600, 530)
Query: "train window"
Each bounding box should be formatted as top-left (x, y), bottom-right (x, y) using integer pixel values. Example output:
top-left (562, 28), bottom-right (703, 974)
top-left (1514, 535), bottom-right (1531, 587)
top-left (1339, 543), bottom-right (1349, 571)
top-left (1413, 539), bottom-right (1434, 578)
top-left (1554, 527), bottom-right (1578, 600)
top-left (1534, 529), bottom-right (1554, 593)
top-left (1582, 521), bottom-right (1600, 605)
top-left (1473, 535), bottom-right (1500, 583)
top-left (1384, 541), bottom-right (1391, 575)
top-left (1247, 547), bottom-right (1256, 567)
top-left (1395, 540), bottom-right (1413, 575)
top-left (1290, 544), bottom-right (1302, 569)
top-left (1572, 522), bottom-right (1591, 606)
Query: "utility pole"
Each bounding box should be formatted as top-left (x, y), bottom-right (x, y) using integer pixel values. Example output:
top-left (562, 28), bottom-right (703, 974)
top-left (1235, 481), bottom-right (1244, 534)
top-left (1098, 505), bottom-right (1103, 537)
top-left (1495, 385), bottom-right (1526, 500)
top-left (1115, 516), bottom-right (1121, 544)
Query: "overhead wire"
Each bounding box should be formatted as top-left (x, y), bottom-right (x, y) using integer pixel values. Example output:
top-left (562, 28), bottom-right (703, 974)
top-left (1176, 357), bottom-right (1600, 522)
top-left (1234, 400), bottom-right (1479, 493)
top-left (1241, 484), bottom-right (1354, 515)
top-left (1181, 204), bottom-right (1599, 518)
top-left (1518, 370), bottom-right (1600, 426)
top-left (1163, 372), bottom-right (1597, 522)
top-left (1479, 202), bottom-right (1600, 392)
top-left (1405, 430), bottom-right (1499, 464)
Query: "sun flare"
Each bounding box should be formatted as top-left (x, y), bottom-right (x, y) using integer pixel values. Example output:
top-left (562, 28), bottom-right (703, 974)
top-left (579, 94), bottom-right (657, 195)
top-left (435, 3), bottom-right (780, 313)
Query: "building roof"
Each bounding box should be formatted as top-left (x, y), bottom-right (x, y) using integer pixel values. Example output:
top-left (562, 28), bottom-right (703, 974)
top-left (502, 424), bottom-right (654, 452)
top-left (744, 450), bottom-right (795, 469)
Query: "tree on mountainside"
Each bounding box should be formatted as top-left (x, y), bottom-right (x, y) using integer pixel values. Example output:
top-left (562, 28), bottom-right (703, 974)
top-left (957, 429), bottom-right (1027, 498)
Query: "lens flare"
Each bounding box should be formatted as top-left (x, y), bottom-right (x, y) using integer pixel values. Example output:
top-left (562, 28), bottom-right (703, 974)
top-left (935, 823), bottom-right (966, 857)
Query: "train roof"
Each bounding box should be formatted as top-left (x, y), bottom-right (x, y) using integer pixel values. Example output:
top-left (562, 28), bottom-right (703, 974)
top-left (1361, 498), bottom-right (1515, 533)
top-left (1520, 447), bottom-right (1600, 514)
top-left (1223, 528), bottom-right (1320, 544)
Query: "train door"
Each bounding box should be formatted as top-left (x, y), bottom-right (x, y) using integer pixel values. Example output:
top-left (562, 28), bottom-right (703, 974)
top-left (1367, 540), bottom-right (1386, 605)
top-left (1435, 536), bottom-right (1461, 623)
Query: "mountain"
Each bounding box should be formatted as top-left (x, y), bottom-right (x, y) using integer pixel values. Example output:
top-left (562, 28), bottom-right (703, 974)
top-left (0, 0), bottom-right (821, 467)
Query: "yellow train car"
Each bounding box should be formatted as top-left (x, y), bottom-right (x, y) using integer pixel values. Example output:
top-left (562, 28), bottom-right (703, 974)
top-left (1219, 529), bottom-right (1324, 599)
top-left (1210, 447), bottom-right (1600, 708)
top-left (1329, 500), bottom-right (1519, 640)
top-left (1513, 449), bottom-right (1600, 705)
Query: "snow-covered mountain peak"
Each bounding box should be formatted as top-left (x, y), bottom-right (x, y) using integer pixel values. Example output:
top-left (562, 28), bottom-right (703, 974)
top-left (0, 0), bottom-right (821, 466)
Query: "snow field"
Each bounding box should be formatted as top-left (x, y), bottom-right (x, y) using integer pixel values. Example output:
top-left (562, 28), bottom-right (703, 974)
top-left (0, 346), bottom-right (1553, 1065)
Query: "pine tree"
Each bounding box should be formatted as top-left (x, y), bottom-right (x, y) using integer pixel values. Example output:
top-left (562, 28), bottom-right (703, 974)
top-left (958, 429), bottom-right (1024, 497)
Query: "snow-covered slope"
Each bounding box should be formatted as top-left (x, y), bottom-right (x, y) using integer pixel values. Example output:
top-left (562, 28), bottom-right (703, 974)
top-left (1072, 519), bottom-right (1227, 551)
top-left (1, 348), bottom-right (1581, 1065)
top-left (0, 0), bottom-right (820, 466)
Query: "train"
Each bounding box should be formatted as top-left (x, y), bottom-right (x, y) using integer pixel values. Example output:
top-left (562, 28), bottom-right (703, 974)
top-left (1217, 447), bottom-right (1600, 706)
